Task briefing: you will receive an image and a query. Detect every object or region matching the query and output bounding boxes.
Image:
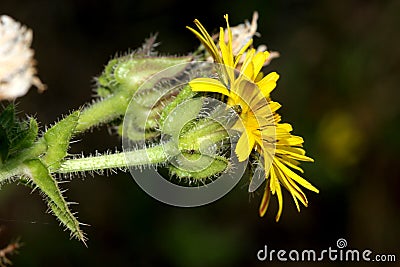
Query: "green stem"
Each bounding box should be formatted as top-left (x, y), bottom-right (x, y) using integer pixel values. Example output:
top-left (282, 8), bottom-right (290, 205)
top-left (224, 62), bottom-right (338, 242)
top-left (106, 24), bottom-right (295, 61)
top-left (0, 139), bottom-right (47, 182)
top-left (75, 91), bottom-right (132, 133)
top-left (57, 144), bottom-right (168, 173)
top-left (1, 91), bottom-right (133, 181)
top-left (0, 164), bottom-right (25, 182)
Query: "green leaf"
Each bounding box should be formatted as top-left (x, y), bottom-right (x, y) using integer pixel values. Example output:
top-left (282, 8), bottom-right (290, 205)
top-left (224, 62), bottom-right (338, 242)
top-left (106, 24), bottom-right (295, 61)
top-left (0, 105), bottom-right (39, 163)
top-left (43, 111), bottom-right (79, 171)
top-left (24, 159), bottom-right (86, 244)
top-left (9, 118), bottom-right (38, 154)
top-left (0, 105), bottom-right (16, 163)
top-left (0, 124), bottom-right (10, 164)
top-left (0, 104), bottom-right (15, 126)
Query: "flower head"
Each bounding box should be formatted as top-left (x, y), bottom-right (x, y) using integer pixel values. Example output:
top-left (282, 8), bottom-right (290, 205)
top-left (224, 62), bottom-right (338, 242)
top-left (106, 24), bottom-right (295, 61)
top-left (187, 13), bottom-right (318, 221)
top-left (188, 14), bottom-right (279, 162)
top-left (0, 15), bottom-right (45, 100)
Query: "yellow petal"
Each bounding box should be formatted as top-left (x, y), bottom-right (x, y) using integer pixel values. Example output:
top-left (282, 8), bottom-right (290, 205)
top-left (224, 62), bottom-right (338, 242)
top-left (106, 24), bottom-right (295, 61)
top-left (273, 170), bottom-right (283, 222)
top-left (187, 20), bottom-right (221, 63)
top-left (234, 39), bottom-right (253, 68)
top-left (275, 147), bottom-right (314, 162)
top-left (241, 49), bottom-right (256, 79)
top-left (235, 130), bottom-right (255, 161)
top-left (189, 78), bottom-right (230, 96)
top-left (274, 158), bottom-right (319, 193)
top-left (251, 52), bottom-right (269, 79)
top-left (277, 155), bottom-right (304, 173)
top-left (224, 14), bottom-right (233, 52)
top-left (286, 177), bottom-right (308, 207)
top-left (273, 159), bottom-right (308, 209)
top-left (269, 164), bottom-right (278, 193)
top-left (292, 194), bottom-right (301, 212)
top-left (218, 28), bottom-right (235, 84)
top-left (232, 78), bottom-right (260, 113)
top-left (278, 136), bottom-right (304, 146)
top-left (276, 122), bottom-right (293, 133)
top-left (259, 126), bottom-right (276, 144)
top-left (268, 101), bottom-right (281, 113)
top-left (257, 72), bottom-right (279, 97)
top-left (219, 27), bottom-right (234, 68)
top-left (259, 180), bottom-right (271, 217)
top-left (261, 142), bottom-right (275, 174)
top-left (274, 113), bottom-right (282, 123)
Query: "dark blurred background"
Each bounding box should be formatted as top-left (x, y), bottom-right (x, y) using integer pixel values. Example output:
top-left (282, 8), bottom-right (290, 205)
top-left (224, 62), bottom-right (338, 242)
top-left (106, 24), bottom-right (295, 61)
top-left (0, 0), bottom-right (399, 266)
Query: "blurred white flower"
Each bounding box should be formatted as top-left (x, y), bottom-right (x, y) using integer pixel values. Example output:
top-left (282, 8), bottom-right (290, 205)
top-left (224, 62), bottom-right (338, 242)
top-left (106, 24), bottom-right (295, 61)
top-left (0, 15), bottom-right (45, 100)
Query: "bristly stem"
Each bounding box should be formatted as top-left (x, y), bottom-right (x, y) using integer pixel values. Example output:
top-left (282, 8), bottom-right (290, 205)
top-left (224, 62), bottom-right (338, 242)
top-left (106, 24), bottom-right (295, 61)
top-left (57, 144), bottom-right (168, 173)
top-left (74, 91), bottom-right (132, 134)
top-left (0, 139), bottom-right (47, 182)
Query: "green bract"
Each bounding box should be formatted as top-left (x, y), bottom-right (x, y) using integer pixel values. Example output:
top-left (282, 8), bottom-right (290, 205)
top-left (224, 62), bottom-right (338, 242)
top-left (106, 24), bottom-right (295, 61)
top-left (43, 111), bottom-right (79, 171)
top-left (0, 42), bottom-right (233, 244)
top-left (24, 159), bottom-right (86, 243)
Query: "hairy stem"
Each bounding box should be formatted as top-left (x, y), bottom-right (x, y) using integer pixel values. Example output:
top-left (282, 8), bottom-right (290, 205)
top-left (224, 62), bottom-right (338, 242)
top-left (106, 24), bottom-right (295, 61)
top-left (0, 139), bottom-right (47, 182)
top-left (75, 91), bottom-right (132, 133)
top-left (57, 144), bottom-right (168, 173)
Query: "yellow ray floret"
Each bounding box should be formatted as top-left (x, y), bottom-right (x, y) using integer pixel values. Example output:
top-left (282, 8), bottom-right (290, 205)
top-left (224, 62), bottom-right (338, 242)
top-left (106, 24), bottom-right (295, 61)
top-left (187, 14), bottom-right (318, 221)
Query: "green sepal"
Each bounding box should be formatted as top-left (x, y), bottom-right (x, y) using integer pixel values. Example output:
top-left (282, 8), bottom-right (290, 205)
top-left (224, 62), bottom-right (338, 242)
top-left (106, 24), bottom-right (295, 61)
top-left (158, 85), bottom-right (197, 128)
top-left (24, 159), bottom-right (86, 244)
top-left (96, 87), bottom-right (112, 98)
top-left (114, 56), bottom-right (193, 94)
top-left (95, 58), bottom-right (120, 98)
top-left (168, 152), bottom-right (229, 180)
top-left (97, 54), bottom-right (193, 97)
top-left (43, 111), bottom-right (79, 171)
top-left (121, 122), bottom-right (159, 142)
top-left (161, 97), bottom-right (204, 137)
top-left (178, 118), bottom-right (227, 151)
top-left (129, 103), bottom-right (163, 130)
top-left (97, 58), bottom-right (119, 87)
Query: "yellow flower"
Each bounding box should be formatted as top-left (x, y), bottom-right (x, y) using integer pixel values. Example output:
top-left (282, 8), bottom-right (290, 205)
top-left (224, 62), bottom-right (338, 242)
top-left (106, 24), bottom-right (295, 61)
top-left (189, 71), bottom-right (278, 162)
top-left (187, 14), bottom-right (318, 221)
top-left (187, 15), bottom-right (279, 161)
